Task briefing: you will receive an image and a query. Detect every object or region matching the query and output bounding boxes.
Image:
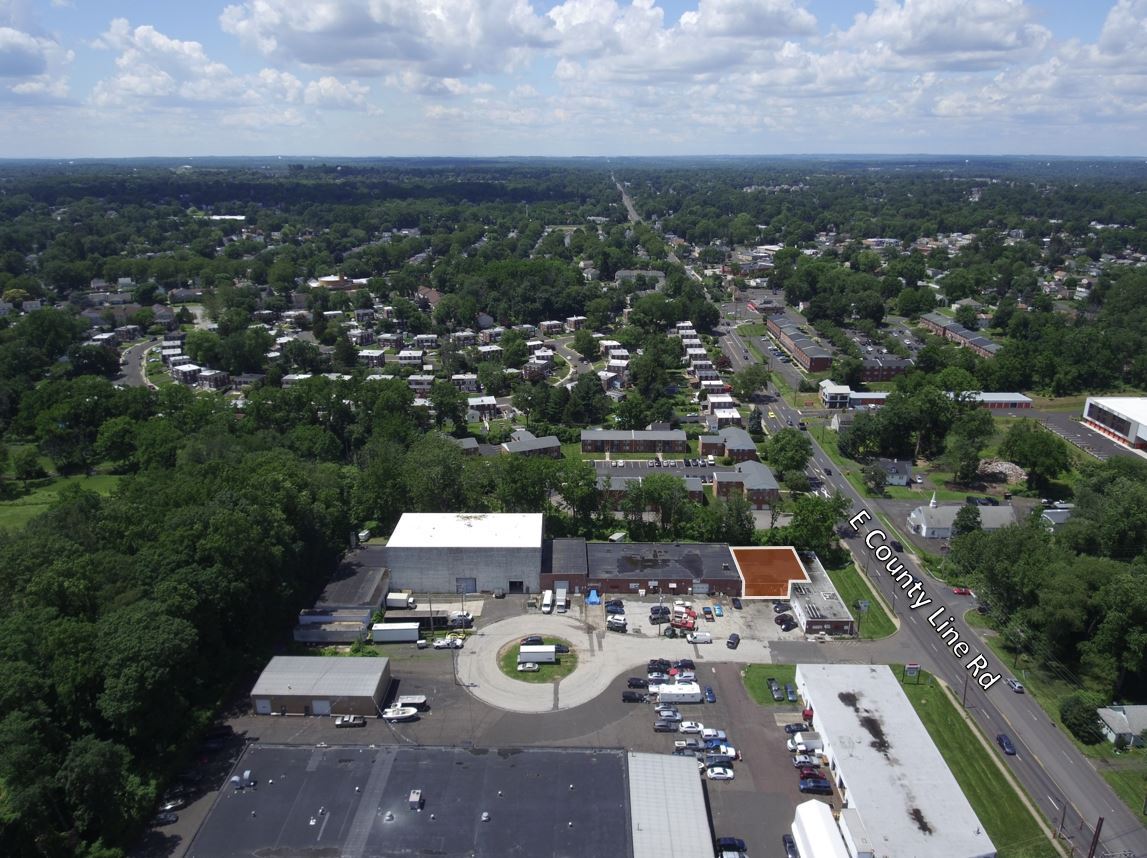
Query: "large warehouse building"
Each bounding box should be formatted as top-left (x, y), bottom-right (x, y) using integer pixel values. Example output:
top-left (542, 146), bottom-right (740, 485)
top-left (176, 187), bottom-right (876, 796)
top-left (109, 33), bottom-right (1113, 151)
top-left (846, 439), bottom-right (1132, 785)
top-left (793, 664), bottom-right (996, 858)
top-left (382, 512), bottom-right (544, 594)
top-left (1083, 396), bottom-right (1147, 450)
top-left (250, 656), bottom-right (391, 717)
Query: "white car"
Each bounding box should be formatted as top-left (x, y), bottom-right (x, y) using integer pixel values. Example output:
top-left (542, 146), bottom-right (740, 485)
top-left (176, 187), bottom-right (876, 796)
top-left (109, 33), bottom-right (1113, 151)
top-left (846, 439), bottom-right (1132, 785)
top-left (679, 721), bottom-right (704, 734)
top-left (517, 662), bottom-right (539, 672)
top-left (676, 671), bottom-right (696, 684)
top-left (701, 728), bottom-right (727, 742)
top-left (705, 766), bottom-right (735, 781)
top-left (432, 638), bottom-right (463, 649)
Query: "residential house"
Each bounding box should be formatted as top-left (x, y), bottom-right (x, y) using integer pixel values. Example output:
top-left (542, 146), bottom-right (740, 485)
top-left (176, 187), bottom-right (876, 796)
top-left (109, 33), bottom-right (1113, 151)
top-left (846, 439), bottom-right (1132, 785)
top-left (714, 460), bottom-right (779, 508)
top-left (451, 373), bottom-right (479, 393)
top-left (408, 375), bottom-right (435, 396)
top-left (358, 349), bottom-right (385, 368)
top-left (501, 430), bottom-right (562, 458)
top-left (467, 396), bottom-right (499, 422)
top-left (397, 349), bottom-right (424, 367)
top-left (876, 458), bottom-right (913, 486)
top-left (1096, 705), bottom-right (1147, 748)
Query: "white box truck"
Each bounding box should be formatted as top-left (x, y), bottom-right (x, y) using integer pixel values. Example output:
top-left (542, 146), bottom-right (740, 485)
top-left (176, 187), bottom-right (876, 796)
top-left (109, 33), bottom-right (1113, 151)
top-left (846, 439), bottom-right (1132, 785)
top-left (386, 590), bottom-right (416, 610)
top-left (371, 622), bottom-right (421, 643)
top-left (518, 644), bottom-right (557, 664)
top-left (785, 732), bottom-right (823, 753)
top-left (555, 585), bottom-right (568, 613)
top-left (655, 682), bottom-right (704, 704)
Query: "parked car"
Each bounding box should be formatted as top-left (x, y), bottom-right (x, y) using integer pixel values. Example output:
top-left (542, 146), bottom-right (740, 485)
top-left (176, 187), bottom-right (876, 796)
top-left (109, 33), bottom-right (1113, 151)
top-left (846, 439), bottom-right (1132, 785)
top-left (706, 766), bottom-right (735, 781)
top-left (649, 614), bottom-right (670, 624)
top-left (997, 733), bottom-right (1017, 755)
top-left (785, 683), bottom-right (798, 703)
top-left (674, 659), bottom-right (695, 670)
top-left (648, 672), bottom-right (669, 682)
top-left (676, 671), bottom-right (696, 683)
top-left (605, 604), bottom-right (626, 615)
top-left (432, 638), bottom-right (463, 649)
top-left (799, 777), bottom-right (833, 795)
top-left (1006, 678), bottom-right (1025, 693)
top-left (767, 678), bottom-right (784, 701)
top-left (657, 711), bottom-right (683, 724)
top-left (517, 662), bottom-right (539, 672)
top-left (622, 691), bottom-right (646, 703)
top-left (773, 601), bottom-right (791, 614)
top-left (656, 706), bottom-right (680, 718)
top-left (774, 614), bottom-right (794, 626)
top-left (647, 676), bottom-right (667, 686)
top-left (726, 633), bottom-right (741, 649)
top-left (650, 606), bottom-right (670, 617)
top-left (521, 635), bottom-right (544, 645)
top-left (554, 644), bottom-right (571, 654)
top-left (654, 720), bottom-right (679, 733)
top-left (731, 597), bottom-right (743, 610)
top-left (784, 722), bottom-right (810, 734)
top-left (605, 598), bottom-right (624, 607)
top-left (675, 738), bottom-right (703, 750)
top-left (701, 727), bottom-right (728, 741)
top-left (702, 607), bottom-right (715, 622)
top-left (791, 754), bottom-right (819, 768)
top-left (704, 686), bottom-right (717, 703)
top-left (335, 714), bottom-right (366, 727)
top-left (780, 620), bottom-right (799, 632)
top-left (782, 833), bottom-right (800, 858)
top-left (628, 677), bottom-right (649, 689)
top-left (797, 765), bottom-right (823, 779)
top-left (159, 796), bottom-right (187, 812)
top-left (152, 813), bottom-right (179, 827)
top-left (672, 746), bottom-right (698, 756)
top-left (679, 721), bottom-right (704, 734)
top-left (715, 837), bottom-right (747, 854)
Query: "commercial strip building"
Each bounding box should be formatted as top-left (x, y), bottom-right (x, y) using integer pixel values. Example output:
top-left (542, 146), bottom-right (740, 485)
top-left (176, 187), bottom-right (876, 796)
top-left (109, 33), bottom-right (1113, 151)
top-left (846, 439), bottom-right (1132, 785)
top-left (187, 745), bottom-right (708, 858)
top-left (731, 547), bottom-right (855, 635)
top-left (543, 538), bottom-right (742, 596)
top-left (249, 656), bottom-right (391, 717)
top-left (793, 664), bottom-right (996, 858)
top-left (1083, 396), bottom-right (1147, 450)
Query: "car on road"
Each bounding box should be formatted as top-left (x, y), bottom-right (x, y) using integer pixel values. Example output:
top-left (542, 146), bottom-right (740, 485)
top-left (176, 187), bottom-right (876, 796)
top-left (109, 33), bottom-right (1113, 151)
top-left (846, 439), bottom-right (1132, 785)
top-left (705, 766), bottom-right (735, 781)
top-left (773, 601), bottom-right (791, 614)
top-left (785, 683), bottom-right (798, 702)
top-left (791, 754), bottom-right (819, 768)
top-left (622, 691), bottom-right (646, 703)
top-left (521, 635), bottom-right (544, 646)
top-left (704, 686), bottom-right (717, 703)
top-left (784, 722), bottom-right (810, 734)
top-left (701, 728), bottom-right (727, 742)
top-left (335, 715), bottom-right (366, 727)
top-left (782, 833), bottom-right (800, 858)
top-left (680, 721), bottom-right (704, 734)
top-left (713, 604), bottom-right (724, 617)
top-left (799, 777), bottom-right (833, 795)
top-left (731, 597), bottom-right (742, 610)
top-left (767, 677), bottom-right (784, 701)
top-left (1006, 678), bottom-right (1025, 693)
top-left (517, 662), bottom-right (539, 672)
top-left (890, 539), bottom-right (904, 551)
top-left (715, 837), bottom-right (747, 854)
top-left (767, 411), bottom-right (776, 418)
top-left (996, 733), bottom-right (1017, 755)
top-left (726, 633), bottom-right (740, 649)
top-left (953, 587), bottom-right (972, 596)
top-left (628, 677), bottom-right (649, 689)
top-left (654, 720), bottom-right (679, 733)
top-left (774, 614), bottom-right (794, 626)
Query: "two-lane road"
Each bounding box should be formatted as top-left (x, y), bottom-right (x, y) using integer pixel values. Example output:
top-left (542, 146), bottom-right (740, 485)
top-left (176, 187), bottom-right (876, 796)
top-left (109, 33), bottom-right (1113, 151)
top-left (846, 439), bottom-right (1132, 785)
top-left (721, 338), bottom-right (1147, 857)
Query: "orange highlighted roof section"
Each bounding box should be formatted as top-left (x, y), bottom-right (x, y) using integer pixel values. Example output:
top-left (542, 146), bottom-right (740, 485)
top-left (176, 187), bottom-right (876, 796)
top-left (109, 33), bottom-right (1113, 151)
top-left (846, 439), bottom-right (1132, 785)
top-left (731, 546), bottom-right (809, 598)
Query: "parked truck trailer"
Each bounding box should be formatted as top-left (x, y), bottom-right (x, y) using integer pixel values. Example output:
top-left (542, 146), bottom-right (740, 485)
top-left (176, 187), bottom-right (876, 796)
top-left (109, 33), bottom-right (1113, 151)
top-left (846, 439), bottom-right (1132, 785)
top-left (386, 590), bottom-right (417, 610)
top-left (371, 622), bottom-right (421, 644)
top-left (654, 682), bottom-right (704, 704)
top-left (518, 644), bottom-right (557, 664)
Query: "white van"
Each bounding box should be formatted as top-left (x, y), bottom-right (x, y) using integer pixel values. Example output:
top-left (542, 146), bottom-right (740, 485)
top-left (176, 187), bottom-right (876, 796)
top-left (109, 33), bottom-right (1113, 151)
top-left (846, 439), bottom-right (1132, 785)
top-left (541, 590), bottom-right (554, 614)
top-left (686, 631), bottom-right (713, 644)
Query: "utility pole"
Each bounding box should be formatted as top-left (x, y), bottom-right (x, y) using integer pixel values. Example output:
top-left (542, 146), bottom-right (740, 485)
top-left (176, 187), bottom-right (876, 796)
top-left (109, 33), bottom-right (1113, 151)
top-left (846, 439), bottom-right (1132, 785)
top-left (1085, 817), bottom-right (1103, 858)
top-left (1057, 803), bottom-right (1067, 841)
top-left (961, 674), bottom-right (969, 709)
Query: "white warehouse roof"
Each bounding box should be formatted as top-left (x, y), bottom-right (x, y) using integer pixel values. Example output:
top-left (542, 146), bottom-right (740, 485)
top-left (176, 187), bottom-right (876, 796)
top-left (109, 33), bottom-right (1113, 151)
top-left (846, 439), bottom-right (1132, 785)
top-left (796, 664), bottom-right (995, 858)
top-left (628, 753), bottom-right (714, 858)
top-left (1088, 396), bottom-right (1147, 426)
top-left (387, 513), bottom-right (544, 550)
top-left (251, 656), bottom-right (389, 699)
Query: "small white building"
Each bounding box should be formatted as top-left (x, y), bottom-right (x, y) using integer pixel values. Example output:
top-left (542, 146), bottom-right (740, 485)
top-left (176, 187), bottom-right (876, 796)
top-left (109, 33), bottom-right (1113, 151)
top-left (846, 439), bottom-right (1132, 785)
top-left (397, 349), bottom-right (424, 367)
top-left (1097, 705), bottom-right (1147, 747)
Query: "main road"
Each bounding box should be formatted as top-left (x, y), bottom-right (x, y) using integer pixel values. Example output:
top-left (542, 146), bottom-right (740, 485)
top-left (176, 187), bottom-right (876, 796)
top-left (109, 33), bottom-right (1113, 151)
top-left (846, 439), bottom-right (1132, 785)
top-left (724, 332), bottom-right (1147, 857)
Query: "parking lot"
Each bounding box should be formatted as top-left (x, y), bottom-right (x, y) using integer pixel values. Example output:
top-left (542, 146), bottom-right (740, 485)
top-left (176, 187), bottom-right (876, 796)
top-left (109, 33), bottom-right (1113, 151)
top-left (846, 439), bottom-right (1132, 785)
top-left (152, 596), bottom-right (827, 858)
top-left (591, 457), bottom-right (734, 482)
top-left (591, 595), bottom-right (803, 648)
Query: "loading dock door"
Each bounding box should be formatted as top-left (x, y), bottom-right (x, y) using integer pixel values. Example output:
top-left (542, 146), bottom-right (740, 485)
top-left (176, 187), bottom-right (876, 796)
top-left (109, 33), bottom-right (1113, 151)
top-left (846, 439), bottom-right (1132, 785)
top-left (456, 577), bottom-right (477, 594)
top-left (254, 698), bottom-right (271, 715)
top-left (311, 699), bottom-right (331, 716)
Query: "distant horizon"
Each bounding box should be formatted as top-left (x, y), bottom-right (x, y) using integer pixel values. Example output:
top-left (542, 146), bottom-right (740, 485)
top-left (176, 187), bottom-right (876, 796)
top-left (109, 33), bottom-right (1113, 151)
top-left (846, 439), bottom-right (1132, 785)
top-left (0, 2), bottom-right (1144, 159)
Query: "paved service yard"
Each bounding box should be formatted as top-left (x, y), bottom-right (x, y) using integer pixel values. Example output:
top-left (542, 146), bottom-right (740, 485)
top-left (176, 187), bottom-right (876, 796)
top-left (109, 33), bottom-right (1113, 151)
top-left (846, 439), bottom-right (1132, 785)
top-left (145, 596), bottom-right (824, 858)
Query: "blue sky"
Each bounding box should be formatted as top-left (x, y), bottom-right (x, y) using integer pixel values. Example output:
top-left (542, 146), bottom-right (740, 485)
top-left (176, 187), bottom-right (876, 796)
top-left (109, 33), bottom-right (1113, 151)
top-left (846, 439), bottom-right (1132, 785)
top-left (0, 1), bottom-right (1144, 158)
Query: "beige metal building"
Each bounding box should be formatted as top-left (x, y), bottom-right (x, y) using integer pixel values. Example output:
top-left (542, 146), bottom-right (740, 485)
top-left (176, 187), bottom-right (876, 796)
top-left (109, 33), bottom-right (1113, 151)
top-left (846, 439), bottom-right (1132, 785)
top-left (250, 656), bottom-right (391, 717)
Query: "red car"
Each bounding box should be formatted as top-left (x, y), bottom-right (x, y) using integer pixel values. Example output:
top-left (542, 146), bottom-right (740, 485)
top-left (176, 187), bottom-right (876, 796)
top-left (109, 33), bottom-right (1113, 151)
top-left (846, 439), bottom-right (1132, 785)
top-left (798, 766), bottom-right (823, 779)
top-left (952, 587), bottom-right (972, 596)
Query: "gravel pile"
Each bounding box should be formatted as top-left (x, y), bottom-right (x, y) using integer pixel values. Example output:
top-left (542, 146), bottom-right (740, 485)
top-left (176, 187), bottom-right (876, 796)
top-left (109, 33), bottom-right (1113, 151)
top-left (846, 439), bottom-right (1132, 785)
top-left (978, 458), bottom-right (1027, 484)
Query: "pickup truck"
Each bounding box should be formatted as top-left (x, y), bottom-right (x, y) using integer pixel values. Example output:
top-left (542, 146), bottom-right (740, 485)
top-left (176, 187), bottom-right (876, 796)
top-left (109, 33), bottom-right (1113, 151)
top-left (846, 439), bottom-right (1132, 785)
top-left (335, 715), bottom-right (366, 728)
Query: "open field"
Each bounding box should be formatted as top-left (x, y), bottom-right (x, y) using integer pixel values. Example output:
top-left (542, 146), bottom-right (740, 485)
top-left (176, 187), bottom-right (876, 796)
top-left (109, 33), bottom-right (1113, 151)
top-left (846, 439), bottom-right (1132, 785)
top-left (0, 473), bottom-right (122, 531)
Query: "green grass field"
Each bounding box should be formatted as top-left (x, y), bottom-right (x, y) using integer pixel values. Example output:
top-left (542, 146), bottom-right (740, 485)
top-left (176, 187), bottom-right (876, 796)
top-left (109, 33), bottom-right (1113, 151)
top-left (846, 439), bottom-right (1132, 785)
top-left (498, 637), bottom-right (579, 684)
top-left (741, 664), bottom-right (798, 707)
top-left (824, 561), bottom-right (896, 639)
top-left (0, 473), bottom-right (122, 531)
top-left (897, 668), bottom-right (1060, 858)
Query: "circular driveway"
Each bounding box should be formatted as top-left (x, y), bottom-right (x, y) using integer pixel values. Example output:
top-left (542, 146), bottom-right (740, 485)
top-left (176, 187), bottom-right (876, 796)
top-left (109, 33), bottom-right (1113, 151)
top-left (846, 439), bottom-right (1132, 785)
top-left (455, 612), bottom-right (774, 714)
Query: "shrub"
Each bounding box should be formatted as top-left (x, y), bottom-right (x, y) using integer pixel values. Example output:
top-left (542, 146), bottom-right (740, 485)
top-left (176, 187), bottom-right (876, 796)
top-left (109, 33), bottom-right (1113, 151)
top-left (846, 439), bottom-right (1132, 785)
top-left (1060, 691), bottom-right (1106, 745)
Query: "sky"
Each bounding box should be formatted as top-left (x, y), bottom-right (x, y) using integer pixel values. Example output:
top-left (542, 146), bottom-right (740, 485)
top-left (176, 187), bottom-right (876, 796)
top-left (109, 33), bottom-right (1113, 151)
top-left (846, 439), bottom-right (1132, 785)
top-left (0, 0), bottom-right (1144, 158)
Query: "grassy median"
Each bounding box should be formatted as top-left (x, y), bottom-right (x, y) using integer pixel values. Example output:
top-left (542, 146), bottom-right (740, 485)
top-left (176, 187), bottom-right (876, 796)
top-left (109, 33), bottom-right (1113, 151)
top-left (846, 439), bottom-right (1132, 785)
top-left (742, 664), bottom-right (798, 707)
top-left (498, 637), bottom-right (579, 684)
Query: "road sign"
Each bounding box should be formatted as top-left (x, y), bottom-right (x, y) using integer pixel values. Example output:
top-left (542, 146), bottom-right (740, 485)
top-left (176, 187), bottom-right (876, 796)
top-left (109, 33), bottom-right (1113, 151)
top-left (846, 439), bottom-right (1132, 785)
top-left (857, 600), bottom-right (870, 613)
top-left (905, 662), bottom-right (921, 678)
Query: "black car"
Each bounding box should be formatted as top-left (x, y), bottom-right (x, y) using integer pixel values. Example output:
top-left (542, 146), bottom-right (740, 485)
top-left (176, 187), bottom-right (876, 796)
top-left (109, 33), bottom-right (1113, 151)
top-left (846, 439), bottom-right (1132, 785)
top-left (605, 598), bottom-right (624, 608)
top-left (780, 620), bottom-right (799, 632)
top-left (890, 539), bottom-right (904, 551)
top-left (605, 604), bottom-right (626, 615)
top-left (782, 833), bottom-right (800, 858)
top-left (628, 677), bottom-right (649, 689)
top-left (997, 733), bottom-right (1017, 755)
top-left (774, 613), bottom-right (794, 626)
top-left (773, 601), bottom-right (791, 614)
top-left (784, 722), bottom-right (810, 734)
top-left (649, 614), bottom-right (670, 624)
top-left (674, 659), bottom-right (695, 670)
top-left (622, 691), bottom-right (646, 703)
top-left (785, 683), bottom-right (798, 702)
top-left (799, 777), bottom-right (833, 795)
top-left (554, 644), bottom-right (570, 654)
top-left (521, 635), bottom-right (544, 646)
top-left (726, 633), bottom-right (741, 649)
top-left (650, 605), bottom-right (671, 616)
top-left (731, 597), bottom-right (742, 610)
top-left (653, 720), bottom-right (678, 732)
top-left (649, 658), bottom-right (671, 671)
top-left (715, 837), bottom-right (747, 853)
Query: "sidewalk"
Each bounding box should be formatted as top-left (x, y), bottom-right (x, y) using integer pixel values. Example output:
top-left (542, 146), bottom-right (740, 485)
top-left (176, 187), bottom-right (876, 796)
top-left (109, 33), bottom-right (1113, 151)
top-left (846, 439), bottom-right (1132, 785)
top-left (455, 613), bottom-right (774, 713)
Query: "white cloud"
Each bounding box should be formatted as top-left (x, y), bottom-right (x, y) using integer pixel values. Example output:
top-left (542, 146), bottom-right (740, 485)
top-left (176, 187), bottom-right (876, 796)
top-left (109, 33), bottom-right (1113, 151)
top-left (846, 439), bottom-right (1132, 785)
top-left (304, 75), bottom-right (369, 107)
top-left (0, 2), bottom-right (72, 103)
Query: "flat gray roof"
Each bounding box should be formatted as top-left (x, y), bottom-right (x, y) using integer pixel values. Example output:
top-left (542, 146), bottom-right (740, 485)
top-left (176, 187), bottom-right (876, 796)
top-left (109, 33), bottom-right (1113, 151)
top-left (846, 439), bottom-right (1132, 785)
top-left (388, 513), bottom-right (544, 549)
top-left (628, 752), bottom-right (713, 858)
top-left (187, 745), bottom-right (631, 858)
top-left (250, 656), bottom-right (389, 699)
top-left (317, 560), bottom-right (388, 610)
top-left (795, 665), bottom-right (995, 858)
top-left (582, 429), bottom-right (687, 442)
top-left (585, 541), bottom-right (739, 582)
